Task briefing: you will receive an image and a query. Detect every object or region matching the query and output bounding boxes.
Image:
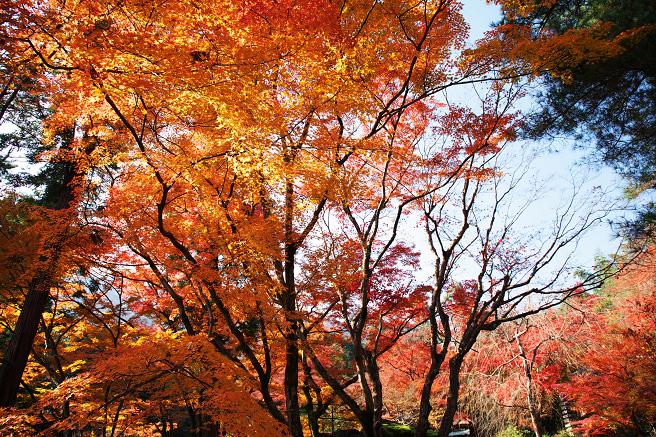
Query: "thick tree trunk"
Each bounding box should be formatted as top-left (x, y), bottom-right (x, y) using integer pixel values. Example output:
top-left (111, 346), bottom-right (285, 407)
top-left (416, 301), bottom-right (450, 437)
top-left (281, 158), bottom-right (303, 437)
top-left (436, 356), bottom-right (464, 437)
top-left (0, 270), bottom-right (53, 406)
top-left (416, 363), bottom-right (440, 437)
top-left (0, 127), bottom-right (79, 407)
top-left (359, 411), bottom-right (376, 437)
top-left (366, 354), bottom-right (384, 437)
top-left (282, 245), bottom-right (303, 436)
top-left (284, 330), bottom-right (303, 437)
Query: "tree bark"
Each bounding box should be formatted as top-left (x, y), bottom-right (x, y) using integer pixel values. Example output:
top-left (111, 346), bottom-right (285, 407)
top-left (366, 353), bottom-right (384, 437)
top-left (523, 355), bottom-right (542, 437)
top-left (0, 127), bottom-right (79, 406)
top-left (529, 404), bottom-right (542, 437)
top-left (416, 360), bottom-right (441, 437)
top-left (0, 269), bottom-right (54, 406)
top-left (284, 328), bottom-right (303, 437)
top-left (517, 331), bottom-right (542, 437)
top-left (436, 355), bottom-right (464, 437)
top-left (302, 353), bottom-right (329, 437)
top-left (416, 269), bottom-right (451, 437)
top-left (283, 247), bottom-right (303, 437)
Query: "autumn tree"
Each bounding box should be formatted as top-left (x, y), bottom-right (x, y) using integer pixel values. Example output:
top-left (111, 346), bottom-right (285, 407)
top-left (413, 82), bottom-right (619, 436)
top-left (558, 248), bottom-right (656, 435)
top-left (0, 0), bottom-right (477, 434)
top-left (496, 0), bottom-right (656, 237)
top-left (0, 0), bottom-right (106, 406)
top-left (0, 0), bottom-right (634, 436)
top-left (461, 308), bottom-right (592, 436)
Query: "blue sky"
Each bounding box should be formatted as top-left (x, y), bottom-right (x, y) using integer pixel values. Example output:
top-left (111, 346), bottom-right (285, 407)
top-left (462, 0), bottom-right (628, 258)
top-left (399, 1), bottom-right (630, 282)
top-left (462, 0), bottom-right (501, 41)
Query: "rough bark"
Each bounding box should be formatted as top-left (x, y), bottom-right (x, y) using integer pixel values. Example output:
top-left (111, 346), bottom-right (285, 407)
top-left (0, 127), bottom-right (78, 406)
top-left (0, 269), bottom-right (55, 406)
top-left (436, 355), bottom-right (464, 437)
top-left (284, 327), bottom-right (303, 437)
top-left (282, 245), bottom-right (303, 437)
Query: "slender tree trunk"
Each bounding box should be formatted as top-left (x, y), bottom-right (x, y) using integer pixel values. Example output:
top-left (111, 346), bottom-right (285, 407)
top-left (349, 345), bottom-right (380, 437)
top-left (529, 406), bottom-right (542, 437)
top-left (525, 370), bottom-right (542, 437)
top-left (302, 388), bottom-right (321, 437)
top-left (302, 353), bottom-right (328, 437)
top-left (518, 333), bottom-right (542, 437)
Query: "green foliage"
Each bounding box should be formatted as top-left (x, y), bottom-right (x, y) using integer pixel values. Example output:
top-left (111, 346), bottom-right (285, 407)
top-left (507, 0), bottom-right (656, 237)
top-left (0, 75), bottom-right (78, 209)
top-left (495, 425), bottom-right (532, 437)
top-left (382, 423), bottom-right (438, 437)
top-left (0, 80), bottom-right (47, 184)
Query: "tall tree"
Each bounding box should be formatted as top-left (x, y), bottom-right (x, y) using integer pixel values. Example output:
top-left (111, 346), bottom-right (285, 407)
top-left (0, 0), bottom-right (632, 435)
top-left (0, 0), bottom-right (97, 405)
top-left (413, 83), bottom-right (618, 437)
top-left (502, 0), bottom-right (656, 235)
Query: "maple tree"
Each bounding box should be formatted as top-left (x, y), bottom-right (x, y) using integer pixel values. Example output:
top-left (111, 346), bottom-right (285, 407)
top-left (462, 309), bottom-right (588, 436)
top-left (0, 0), bottom-right (639, 436)
top-left (384, 54), bottom-right (625, 434)
top-left (456, 248), bottom-right (656, 437)
top-left (558, 249), bottom-right (656, 435)
top-left (0, 129), bottom-right (89, 407)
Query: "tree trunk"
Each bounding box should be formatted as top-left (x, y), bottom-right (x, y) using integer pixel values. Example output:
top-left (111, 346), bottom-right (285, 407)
top-left (0, 126), bottom-right (79, 407)
top-left (351, 348), bottom-right (377, 437)
top-left (281, 155), bottom-right (303, 437)
top-left (0, 269), bottom-right (53, 406)
top-left (415, 363), bottom-right (439, 437)
top-left (436, 356), bottom-right (464, 437)
top-left (282, 243), bottom-right (303, 436)
top-left (284, 329), bottom-right (303, 437)
top-left (360, 411), bottom-right (376, 437)
top-left (366, 353), bottom-right (384, 437)
top-left (304, 396), bottom-right (322, 437)
top-left (302, 353), bottom-right (328, 437)
top-left (416, 305), bottom-right (450, 437)
top-left (529, 405), bottom-right (542, 437)
top-left (518, 333), bottom-right (542, 437)
top-left (525, 366), bottom-right (542, 437)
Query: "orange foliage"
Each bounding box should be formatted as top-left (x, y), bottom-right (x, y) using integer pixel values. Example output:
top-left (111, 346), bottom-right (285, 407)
top-left (0, 0), bottom-right (637, 435)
